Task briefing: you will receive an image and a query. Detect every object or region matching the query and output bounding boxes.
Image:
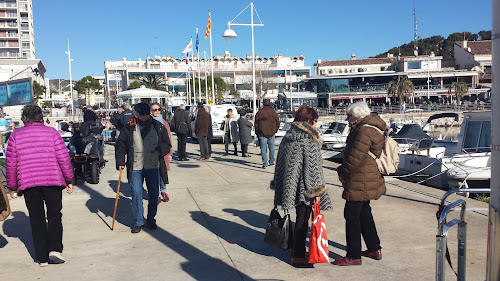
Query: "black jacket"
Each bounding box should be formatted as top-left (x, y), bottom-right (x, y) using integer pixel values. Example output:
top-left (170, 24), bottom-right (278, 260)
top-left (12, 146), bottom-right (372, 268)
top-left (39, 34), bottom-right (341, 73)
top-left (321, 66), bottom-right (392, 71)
top-left (115, 119), bottom-right (172, 184)
top-left (120, 109), bottom-right (134, 128)
top-left (83, 110), bottom-right (99, 122)
top-left (170, 107), bottom-right (190, 134)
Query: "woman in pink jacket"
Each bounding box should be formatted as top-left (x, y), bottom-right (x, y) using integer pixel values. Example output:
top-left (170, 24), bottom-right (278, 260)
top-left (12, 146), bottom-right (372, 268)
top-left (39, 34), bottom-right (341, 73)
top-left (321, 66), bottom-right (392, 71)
top-left (6, 105), bottom-right (74, 267)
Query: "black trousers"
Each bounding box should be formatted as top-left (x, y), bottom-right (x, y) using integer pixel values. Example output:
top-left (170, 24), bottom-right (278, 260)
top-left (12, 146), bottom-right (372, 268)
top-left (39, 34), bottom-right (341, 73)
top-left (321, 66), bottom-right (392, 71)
top-left (23, 186), bottom-right (64, 263)
top-left (224, 134), bottom-right (237, 153)
top-left (177, 133), bottom-right (187, 159)
top-left (292, 203), bottom-right (312, 258)
top-left (241, 144), bottom-right (248, 155)
top-left (344, 201), bottom-right (381, 259)
top-left (207, 138), bottom-right (212, 156)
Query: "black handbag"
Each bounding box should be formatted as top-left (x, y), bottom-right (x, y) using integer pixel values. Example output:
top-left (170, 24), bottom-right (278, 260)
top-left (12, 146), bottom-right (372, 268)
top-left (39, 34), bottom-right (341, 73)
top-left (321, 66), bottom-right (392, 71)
top-left (264, 208), bottom-right (293, 250)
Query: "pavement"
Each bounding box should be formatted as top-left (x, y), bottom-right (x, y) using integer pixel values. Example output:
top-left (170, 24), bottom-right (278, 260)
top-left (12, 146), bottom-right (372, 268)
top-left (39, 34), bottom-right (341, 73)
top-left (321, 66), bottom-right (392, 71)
top-left (0, 136), bottom-right (490, 281)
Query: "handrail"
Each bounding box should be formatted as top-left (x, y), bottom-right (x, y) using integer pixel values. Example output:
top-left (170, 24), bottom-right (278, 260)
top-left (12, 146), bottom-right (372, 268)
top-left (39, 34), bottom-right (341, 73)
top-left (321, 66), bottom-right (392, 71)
top-left (440, 188), bottom-right (491, 207)
top-left (438, 199), bottom-right (467, 235)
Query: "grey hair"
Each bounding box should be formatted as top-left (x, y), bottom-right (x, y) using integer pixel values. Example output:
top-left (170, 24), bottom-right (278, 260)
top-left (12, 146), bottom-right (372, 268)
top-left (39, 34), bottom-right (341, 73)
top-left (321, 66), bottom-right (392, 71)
top-left (179, 104), bottom-right (185, 109)
top-left (346, 101), bottom-right (371, 119)
top-left (205, 105), bottom-right (211, 112)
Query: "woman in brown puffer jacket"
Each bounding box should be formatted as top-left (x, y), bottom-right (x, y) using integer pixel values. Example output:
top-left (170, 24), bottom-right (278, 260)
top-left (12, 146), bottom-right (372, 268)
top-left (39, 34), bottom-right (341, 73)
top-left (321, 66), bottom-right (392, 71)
top-left (333, 101), bottom-right (386, 266)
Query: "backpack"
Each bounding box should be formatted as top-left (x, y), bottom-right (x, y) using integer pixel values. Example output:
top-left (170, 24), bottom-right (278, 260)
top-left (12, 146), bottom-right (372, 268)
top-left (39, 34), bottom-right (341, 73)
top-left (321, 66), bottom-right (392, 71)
top-left (363, 124), bottom-right (399, 175)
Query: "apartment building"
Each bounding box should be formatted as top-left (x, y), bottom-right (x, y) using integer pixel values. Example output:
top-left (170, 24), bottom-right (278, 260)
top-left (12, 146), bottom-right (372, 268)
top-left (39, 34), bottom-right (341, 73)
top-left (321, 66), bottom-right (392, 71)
top-left (0, 0), bottom-right (34, 59)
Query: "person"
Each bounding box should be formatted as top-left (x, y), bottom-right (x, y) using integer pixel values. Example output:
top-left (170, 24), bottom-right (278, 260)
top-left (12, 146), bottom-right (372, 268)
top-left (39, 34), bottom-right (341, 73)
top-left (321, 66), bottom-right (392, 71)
top-left (150, 103), bottom-right (172, 203)
top-left (222, 108), bottom-right (239, 156)
top-left (120, 104), bottom-right (134, 129)
top-left (254, 99), bottom-right (280, 168)
top-left (195, 102), bottom-right (210, 161)
top-left (333, 101), bottom-right (386, 266)
top-left (205, 106), bottom-right (213, 158)
top-left (271, 105), bottom-right (332, 266)
top-left (115, 103), bottom-right (172, 233)
top-left (111, 107), bottom-right (124, 139)
top-left (83, 105), bottom-right (99, 122)
top-left (6, 105), bottom-right (74, 267)
top-left (238, 113), bottom-right (253, 157)
top-left (170, 104), bottom-right (190, 161)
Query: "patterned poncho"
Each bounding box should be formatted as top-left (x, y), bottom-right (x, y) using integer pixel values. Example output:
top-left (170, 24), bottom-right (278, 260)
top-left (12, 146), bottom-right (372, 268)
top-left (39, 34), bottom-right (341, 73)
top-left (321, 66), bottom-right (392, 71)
top-left (271, 121), bottom-right (333, 211)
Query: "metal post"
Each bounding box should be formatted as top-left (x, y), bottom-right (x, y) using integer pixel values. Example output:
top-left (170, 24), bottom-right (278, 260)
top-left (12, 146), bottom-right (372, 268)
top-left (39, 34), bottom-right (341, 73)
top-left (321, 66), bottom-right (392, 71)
top-left (488, 0), bottom-right (500, 279)
top-left (250, 2), bottom-right (257, 117)
top-left (457, 221), bottom-right (467, 281)
top-left (436, 235), bottom-right (446, 281)
top-left (65, 39), bottom-right (74, 120)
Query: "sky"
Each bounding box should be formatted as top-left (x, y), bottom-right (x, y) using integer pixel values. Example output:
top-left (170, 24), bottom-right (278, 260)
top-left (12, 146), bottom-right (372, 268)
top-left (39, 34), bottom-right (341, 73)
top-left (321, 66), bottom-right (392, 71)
top-left (33, 0), bottom-right (492, 81)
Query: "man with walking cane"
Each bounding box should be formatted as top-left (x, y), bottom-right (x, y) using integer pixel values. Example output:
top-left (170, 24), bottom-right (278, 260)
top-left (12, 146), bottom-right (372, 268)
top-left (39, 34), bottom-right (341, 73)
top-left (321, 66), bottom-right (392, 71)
top-left (115, 103), bottom-right (171, 233)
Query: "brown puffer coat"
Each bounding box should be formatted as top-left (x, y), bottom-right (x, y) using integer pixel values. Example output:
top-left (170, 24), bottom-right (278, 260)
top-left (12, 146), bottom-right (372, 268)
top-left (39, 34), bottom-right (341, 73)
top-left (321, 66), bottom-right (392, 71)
top-left (337, 113), bottom-right (387, 201)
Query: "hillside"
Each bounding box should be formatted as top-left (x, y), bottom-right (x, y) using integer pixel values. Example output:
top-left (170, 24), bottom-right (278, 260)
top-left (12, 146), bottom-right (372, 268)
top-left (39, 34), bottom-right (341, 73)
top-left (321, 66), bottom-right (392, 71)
top-left (372, 30), bottom-right (491, 59)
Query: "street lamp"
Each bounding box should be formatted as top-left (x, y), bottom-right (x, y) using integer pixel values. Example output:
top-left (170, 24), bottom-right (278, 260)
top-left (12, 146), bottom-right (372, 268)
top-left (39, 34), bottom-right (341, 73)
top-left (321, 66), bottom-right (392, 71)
top-left (65, 39), bottom-right (74, 120)
top-left (223, 2), bottom-right (264, 116)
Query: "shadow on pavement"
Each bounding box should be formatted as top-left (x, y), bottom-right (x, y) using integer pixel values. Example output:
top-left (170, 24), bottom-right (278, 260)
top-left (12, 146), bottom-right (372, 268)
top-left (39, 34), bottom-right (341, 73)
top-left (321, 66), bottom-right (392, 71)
top-left (384, 194), bottom-right (438, 206)
top-left (78, 180), bottom-right (255, 281)
top-left (2, 211), bottom-right (36, 261)
top-left (190, 210), bottom-right (291, 264)
top-left (0, 233), bottom-right (7, 248)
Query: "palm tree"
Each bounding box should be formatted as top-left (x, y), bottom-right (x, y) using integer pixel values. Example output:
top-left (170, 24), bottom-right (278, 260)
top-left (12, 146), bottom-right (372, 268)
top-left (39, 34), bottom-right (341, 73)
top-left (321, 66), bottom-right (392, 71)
top-left (387, 76), bottom-right (415, 104)
top-left (140, 75), bottom-right (166, 90)
top-left (448, 81), bottom-right (468, 102)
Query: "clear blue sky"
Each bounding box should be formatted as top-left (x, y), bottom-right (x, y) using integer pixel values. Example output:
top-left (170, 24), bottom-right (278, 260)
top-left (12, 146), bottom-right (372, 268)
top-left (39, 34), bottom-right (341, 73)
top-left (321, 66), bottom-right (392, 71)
top-left (34, 0), bottom-right (492, 81)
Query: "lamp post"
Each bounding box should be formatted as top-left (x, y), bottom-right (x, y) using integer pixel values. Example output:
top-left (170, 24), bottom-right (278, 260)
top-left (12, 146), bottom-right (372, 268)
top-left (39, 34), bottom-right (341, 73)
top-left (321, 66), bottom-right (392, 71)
top-left (65, 39), bottom-right (74, 120)
top-left (223, 2), bottom-right (264, 116)
top-left (287, 63), bottom-right (292, 110)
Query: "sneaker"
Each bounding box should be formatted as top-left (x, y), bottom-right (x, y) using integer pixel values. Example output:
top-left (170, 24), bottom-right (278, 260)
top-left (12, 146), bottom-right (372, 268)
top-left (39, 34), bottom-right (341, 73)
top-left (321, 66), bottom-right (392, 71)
top-left (48, 251), bottom-right (65, 264)
top-left (269, 162), bottom-right (275, 166)
top-left (39, 262), bottom-right (49, 267)
top-left (233, 152), bottom-right (238, 156)
top-left (158, 197), bottom-right (162, 204)
top-left (262, 165), bottom-right (267, 169)
top-left (131, 225), bottom-right (144, 233)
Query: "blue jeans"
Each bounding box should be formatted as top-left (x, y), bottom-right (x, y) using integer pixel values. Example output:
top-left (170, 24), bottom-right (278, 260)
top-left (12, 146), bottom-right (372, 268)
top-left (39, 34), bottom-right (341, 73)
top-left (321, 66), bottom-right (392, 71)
top-left (131, 169), bottom-right (159, 227)
top-left (258, 135), bottom-right (275, 166)
top-left (159, 174), bottom-right (166, 192)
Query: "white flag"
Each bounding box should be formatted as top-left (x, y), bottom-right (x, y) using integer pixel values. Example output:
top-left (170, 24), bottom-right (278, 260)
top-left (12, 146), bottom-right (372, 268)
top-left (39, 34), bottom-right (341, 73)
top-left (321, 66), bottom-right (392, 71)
top-left (182, 38), bottom-right (193, 57)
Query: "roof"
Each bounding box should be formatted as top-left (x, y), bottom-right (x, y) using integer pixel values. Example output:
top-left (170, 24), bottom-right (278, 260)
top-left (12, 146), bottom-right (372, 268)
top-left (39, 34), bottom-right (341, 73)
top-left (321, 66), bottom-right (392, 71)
top-left (455, 40), bottom-right (492, 55)
top-left (317, 57), bottom-right (396, 67)
top-left (117, 85), bottom-right (169, 98)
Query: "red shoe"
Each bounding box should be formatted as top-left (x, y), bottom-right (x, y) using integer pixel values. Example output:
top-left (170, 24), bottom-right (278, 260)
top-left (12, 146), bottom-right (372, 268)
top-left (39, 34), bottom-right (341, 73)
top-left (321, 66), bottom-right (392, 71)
top-left (161, 192), bottom-right (170, 203)
top-left (333, 256), bottom-right (362, 266)
top-left (361, 249), bottom-right (382, 260)
top-left (158, 197), bottom-right (162, 204)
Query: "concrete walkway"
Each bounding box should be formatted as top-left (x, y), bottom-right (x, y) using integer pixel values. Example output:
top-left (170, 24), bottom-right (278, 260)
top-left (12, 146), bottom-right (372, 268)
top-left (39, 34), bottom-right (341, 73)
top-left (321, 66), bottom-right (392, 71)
top-left (0, 137), bottom-right (489, 281)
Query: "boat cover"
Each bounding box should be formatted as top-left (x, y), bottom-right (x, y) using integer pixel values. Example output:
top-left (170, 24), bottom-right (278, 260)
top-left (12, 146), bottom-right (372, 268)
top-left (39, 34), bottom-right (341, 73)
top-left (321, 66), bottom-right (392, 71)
top-left (391, 124), bottom-right (430, 140)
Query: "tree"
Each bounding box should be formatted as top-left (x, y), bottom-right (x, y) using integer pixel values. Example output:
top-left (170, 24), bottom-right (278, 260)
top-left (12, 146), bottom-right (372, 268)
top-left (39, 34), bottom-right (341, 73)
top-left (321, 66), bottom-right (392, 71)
top-left (387, 76), bottom-right (414, 104)
top-left (478, 30), bottom-right (492, 40)
top-left (140, 75), bottom-right (166, 90)
top-left (127, 81), bottom-right (143, 90)
top-left (73, 76), bottom-right (102, 105)
top-left (448, 81), bottom-right (468, 102)
top-left (33, 81), bottom-right (46, 103)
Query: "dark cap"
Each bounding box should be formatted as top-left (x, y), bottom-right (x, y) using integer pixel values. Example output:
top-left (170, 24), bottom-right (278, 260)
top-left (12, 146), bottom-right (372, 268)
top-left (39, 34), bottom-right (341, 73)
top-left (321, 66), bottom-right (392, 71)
top-left (197, 102), bottom-right (204, 108)
top-left (263, 99), bottom-right (271, 106)
top-left (134, 103), bottom-right (150, 115)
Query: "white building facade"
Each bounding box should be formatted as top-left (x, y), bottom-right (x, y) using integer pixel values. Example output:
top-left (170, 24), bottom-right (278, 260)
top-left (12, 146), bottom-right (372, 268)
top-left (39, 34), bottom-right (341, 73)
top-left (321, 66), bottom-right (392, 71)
top-left (0, 0), bottom-right (35, 59)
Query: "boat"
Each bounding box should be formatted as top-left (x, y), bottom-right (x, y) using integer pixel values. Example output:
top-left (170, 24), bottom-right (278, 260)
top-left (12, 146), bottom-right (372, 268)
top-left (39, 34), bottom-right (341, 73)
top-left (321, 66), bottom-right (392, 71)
top-left (320, 120), bottom-right (349, 160)
top-left (396, 111), bottom-right (489, 190)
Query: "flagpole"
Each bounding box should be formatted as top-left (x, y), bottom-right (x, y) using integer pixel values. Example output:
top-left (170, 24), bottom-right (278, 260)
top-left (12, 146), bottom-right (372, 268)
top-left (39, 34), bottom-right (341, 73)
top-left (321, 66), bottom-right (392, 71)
top-left (196, 28), bottom-right (202, 103)
top-left (204, 51), bottom-right (208, 103)
top-left (209, 10), bottom-right (215, 105)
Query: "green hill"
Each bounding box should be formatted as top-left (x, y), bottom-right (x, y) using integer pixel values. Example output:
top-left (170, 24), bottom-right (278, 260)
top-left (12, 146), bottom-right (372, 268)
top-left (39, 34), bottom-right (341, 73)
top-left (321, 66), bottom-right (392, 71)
top-left (372, 30), bottom-right (491, 59)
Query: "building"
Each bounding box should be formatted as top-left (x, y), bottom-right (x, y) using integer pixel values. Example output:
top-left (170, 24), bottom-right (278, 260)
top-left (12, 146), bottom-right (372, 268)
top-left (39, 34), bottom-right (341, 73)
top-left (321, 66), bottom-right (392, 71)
top-left (454, 40), bottom-right (492, 86)
top-left (91, 75), bottom-right (105, 106)
top-left (104, 51), bottom-right (311, 105)
top-left (0, 0), bottom-right (35, 59)
top-left (309, 53), bottom-right (484, 108)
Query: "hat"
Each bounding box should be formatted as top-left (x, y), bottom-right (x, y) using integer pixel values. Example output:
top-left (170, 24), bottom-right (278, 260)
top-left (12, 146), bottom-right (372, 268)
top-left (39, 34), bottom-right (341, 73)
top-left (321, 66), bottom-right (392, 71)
top-left (134, 103), bottom-right (150, 116)
top-left (263, 99), bottom-right (271, 106)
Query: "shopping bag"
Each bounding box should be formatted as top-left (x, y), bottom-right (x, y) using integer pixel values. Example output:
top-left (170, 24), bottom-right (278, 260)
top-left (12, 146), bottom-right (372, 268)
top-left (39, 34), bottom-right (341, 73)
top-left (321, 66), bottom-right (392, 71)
top-left (308, 200), bottom-right (329, 263)
top-left (0, 181), bottom-right (11, 221)
top-left (264, 208), bottom-right (293, 250)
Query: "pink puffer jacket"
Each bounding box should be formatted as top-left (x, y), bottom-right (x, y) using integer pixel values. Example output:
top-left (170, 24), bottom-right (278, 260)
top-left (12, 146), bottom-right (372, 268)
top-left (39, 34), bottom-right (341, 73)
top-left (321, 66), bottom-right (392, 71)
top-left (6, 122), bottom-right (73, 193)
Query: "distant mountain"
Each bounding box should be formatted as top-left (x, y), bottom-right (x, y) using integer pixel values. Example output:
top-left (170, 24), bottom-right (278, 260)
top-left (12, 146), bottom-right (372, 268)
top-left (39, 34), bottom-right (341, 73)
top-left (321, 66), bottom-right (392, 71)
top-left (372, 30), bottom-right (491, 59)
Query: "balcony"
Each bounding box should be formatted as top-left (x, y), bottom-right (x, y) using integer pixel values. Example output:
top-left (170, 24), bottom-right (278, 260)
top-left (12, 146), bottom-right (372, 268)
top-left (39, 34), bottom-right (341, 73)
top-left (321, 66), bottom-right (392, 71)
top-left (0, 33), bottom-right (17, 38)
top-left (0, 51), bottom-right (19, 58)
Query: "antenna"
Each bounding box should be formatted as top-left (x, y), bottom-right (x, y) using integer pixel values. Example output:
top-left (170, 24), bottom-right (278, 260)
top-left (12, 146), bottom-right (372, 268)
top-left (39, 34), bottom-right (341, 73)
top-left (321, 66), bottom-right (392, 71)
top-left (413, 0), bottom-right (419, 57)
top-left (154, 36), bottom-right (160, 55)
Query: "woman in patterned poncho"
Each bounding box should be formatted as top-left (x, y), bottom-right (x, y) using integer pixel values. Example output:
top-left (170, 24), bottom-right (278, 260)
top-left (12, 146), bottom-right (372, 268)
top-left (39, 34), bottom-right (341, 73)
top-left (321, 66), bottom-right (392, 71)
top-left (271, 105), bottom-right (332, 266)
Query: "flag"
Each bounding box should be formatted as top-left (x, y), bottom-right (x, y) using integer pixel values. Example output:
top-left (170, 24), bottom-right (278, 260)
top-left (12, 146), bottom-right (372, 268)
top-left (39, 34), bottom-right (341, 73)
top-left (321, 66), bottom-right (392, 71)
top-left (195, 28), bottom-right (199, 52)
top-left (204, 11), bottom-right (211, 39)
top-left (181, 38), bottom-right (192, 57)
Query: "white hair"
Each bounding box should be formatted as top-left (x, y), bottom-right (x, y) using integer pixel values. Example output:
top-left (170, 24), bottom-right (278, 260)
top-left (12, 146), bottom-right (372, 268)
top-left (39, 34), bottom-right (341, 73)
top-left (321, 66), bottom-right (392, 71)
top-left (346, 101), bottom-right (371, 119)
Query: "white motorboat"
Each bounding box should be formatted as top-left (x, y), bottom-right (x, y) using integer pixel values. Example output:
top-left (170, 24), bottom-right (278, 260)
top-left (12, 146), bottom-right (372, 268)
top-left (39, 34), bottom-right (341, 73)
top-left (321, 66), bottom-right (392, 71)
top-left (397, 111), bottom-right (490, 190)
top-left (321, 121), bottom-right (349, 160)
top-left (447, 154), bottom-right (491, 189)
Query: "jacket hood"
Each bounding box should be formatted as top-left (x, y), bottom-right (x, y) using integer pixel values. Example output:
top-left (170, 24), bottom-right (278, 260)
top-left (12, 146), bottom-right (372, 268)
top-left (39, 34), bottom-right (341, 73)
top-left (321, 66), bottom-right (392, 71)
top-left (353, 114), bottom-right (386, 131)
top-left (285, 121), bottom-right (322, 145)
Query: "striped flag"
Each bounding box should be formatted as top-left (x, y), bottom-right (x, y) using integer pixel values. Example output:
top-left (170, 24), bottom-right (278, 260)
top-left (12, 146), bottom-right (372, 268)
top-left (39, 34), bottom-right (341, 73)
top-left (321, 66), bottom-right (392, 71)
top-left (204, 11), bottom-right (211, 39)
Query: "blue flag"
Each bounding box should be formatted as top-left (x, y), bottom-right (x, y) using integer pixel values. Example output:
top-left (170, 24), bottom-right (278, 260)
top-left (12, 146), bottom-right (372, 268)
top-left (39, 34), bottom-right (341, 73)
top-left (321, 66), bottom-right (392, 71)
top-left (196, 29), bottom-right (199, 52)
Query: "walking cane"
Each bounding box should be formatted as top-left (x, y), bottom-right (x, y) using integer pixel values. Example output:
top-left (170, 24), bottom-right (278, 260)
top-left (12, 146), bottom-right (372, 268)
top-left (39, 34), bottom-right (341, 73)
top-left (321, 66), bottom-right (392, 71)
top-left (111, 166), bottom-right (123, 230)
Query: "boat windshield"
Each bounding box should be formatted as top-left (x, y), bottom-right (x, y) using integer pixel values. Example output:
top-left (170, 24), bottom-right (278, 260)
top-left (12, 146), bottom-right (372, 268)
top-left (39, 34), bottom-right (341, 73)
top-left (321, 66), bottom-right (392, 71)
top-left (463, 120), bottom-right (491, 152)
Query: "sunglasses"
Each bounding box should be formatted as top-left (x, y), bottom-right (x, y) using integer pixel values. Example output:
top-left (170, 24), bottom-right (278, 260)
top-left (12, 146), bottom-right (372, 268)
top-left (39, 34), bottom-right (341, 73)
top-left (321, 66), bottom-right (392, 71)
top-left (151, 108), bottom-right (161, 112)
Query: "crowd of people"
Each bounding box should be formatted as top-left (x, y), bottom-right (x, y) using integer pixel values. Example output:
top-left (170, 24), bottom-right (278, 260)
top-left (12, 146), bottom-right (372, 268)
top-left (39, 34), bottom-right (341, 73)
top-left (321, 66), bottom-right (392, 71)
top-left (3, 99), bottom-right (387, 269)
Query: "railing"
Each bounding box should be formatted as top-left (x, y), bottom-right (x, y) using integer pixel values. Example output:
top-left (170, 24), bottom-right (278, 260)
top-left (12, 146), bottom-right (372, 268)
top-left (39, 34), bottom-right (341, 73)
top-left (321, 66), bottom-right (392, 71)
top-left (436, 188), bottom-right (491, 281)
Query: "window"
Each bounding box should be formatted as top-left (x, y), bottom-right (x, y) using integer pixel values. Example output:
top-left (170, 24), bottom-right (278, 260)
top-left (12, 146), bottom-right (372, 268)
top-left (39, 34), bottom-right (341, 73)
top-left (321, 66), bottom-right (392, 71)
top-left (21, 23), bottom-right (29, 31)
top-left (21, 41), bottom-right (29, 49)
top-left (407, 61), bottom-right (422, 70)
top-left (0, 41), bottom-right (6, 47)
top-left (6, 11), bottom-right (16, 17)
top-left (463, 120), bottom-right (491, 152)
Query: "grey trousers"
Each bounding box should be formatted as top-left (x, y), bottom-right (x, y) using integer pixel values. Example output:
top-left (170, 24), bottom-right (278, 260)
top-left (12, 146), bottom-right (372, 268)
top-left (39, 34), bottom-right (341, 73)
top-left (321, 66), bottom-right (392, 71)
top-left (198, 136), bottom-right (209, 158)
